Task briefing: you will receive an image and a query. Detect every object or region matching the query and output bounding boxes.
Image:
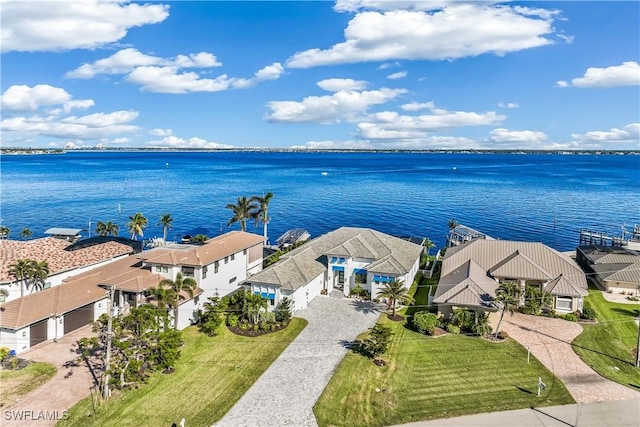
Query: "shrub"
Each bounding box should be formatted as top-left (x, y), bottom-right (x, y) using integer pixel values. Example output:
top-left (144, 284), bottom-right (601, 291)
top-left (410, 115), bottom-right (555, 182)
top-left (436, 315), bottom-right (448, 329)
top-left (0, 347), bottom-right (10, 360)
top-left (275, 297), bottom-right (292, 322)
top-left (413, 311), bottom-right (438, 335)
top-left (361, 323), bottom-right (394, 359)
top-left (446, 323), bottom-right (460, 334)
top-left (227, 314), bottom-right (239, 327)
top-left (350, 284), bottom-right (365, 297)
top-left (200, 317), bottom-right (223, 336)
top-left (320, 289), bottom-right (328, 295)
top-left (253, 324), bottom-right (259, 332)
top-left (562, 313), bottom-right (578, 322)
top-left (239, 322), bottom-right (249, 331)
top-left (261, 311), bottom-right (276, 324)
top-left (580, 303), bottom-right (597, 320)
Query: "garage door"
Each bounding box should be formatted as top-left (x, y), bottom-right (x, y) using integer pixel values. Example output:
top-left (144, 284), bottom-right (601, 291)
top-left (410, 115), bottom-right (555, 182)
top-left (64, 304), bottom-right (93, 334)
top-left (30, 319), bottom-right (48, 347)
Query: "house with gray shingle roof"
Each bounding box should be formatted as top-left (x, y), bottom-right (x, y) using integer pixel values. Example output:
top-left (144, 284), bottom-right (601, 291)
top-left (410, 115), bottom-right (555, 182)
top-left (434, 239), bottom-right (588, 323)
top-left (576, 245), bottom-right (640, 294)
top-left (244, 227), bottom-right (423, 312)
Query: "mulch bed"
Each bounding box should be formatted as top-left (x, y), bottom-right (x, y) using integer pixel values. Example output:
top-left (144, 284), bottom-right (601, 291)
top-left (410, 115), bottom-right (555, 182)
top-left (483, 334), bottom-right (508, 343)
top-left (0, 356), bottom-right (31, 370)
top-left (388, 314), bottom-right (405, 322)
top-left (227, 321), bottom-right (290, 337)
top-left (431, 327), bottom-right (448, 337)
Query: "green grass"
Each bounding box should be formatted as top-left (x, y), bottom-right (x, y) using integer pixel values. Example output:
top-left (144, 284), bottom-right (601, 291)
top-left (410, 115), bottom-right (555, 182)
top-left (406, 276), bottom-right (438, 317)
top-left (59, 318), bottom-right (307, 427)
top-left (314, 315), bottom-right (574, 427)
top-left (572, 290), bottom-right (640, 389)
top-left (0, 362), bottom-right (57, 407)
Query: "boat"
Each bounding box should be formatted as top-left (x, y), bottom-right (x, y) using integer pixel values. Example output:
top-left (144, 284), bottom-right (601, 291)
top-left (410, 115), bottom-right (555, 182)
top-left (321, 171), bottom-right (328, 176)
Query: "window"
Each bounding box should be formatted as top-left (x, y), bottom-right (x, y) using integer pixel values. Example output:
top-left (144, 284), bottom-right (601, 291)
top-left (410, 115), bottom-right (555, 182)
top-left (269, 298), bottom-right (275, 306)
top-left (243, 249), bottom-right (247, 255)
top-left (230, 254), bottom-right (235, 261)
top-left (224, 256), bottom-right (229, 264)
top-left (202, 266), bottom-right (208, 279)
top-left (155, 265), bottom-right (161, 272)
top-left (43, 282), bottom-right (51, 289)
top-left (181, 266), bottom-right (195, 277)
top-left (338, 270), bottom-right (345, 285)
top-left (0, 293), bottom-right (5, 303)
top-left (355, 272), bottom-right (367, 284)
top-left (214, 261), bottom-right (219, 273)
top-left (555, 296), bottom-right (572, 311)
top-left (229, 277), bottom-right (236, 284)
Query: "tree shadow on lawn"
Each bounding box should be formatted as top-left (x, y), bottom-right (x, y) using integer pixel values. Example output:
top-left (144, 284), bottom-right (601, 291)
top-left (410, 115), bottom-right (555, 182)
top-left (517, 325), bottom-right (633, 366)
top-left (513, 385), bottom-right (534, 395)
top-left (610, 307), bottom-right (640, 317)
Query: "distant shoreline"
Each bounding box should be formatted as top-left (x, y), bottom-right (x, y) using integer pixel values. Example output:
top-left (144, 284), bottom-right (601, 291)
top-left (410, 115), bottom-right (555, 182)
top-left (1, 147), bottom-right (639, 156)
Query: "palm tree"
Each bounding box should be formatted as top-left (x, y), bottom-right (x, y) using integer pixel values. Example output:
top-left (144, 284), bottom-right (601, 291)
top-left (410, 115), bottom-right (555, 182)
top-left (243, 293), bottom-right (268, 325)
top-left (0, 226), bottom-right (9, 239)
top-left (423, 237), bottom-right (435, 257)
top-left (472, 312), bottom-right (493, 336)
top-left (523, 284), bottom-right (553, 315)
top-left (226, 196), bottom-right (257, 232)
top-left (147, 286), bottom-right (176, 311)
top-left (157, 213), bottom-right (173, 241)
top-left (493, 281), bottom-right (521, 337)
top-left (158, 273), bottom-right (198, 329)
top-left (250, 192), bottom-right (274, 243)
top-left (20, 228), bottom-right (33, 240)
top-left (126, 212), bottom-right (148, 240)
top-left (8, 259), bottom-right (32, 298)
top-left (452, 307), bottom-right (474, 331)
top-left (376, 279), bottom-right (414, 318)
top-left (28, 260), bottom-right (50, 293)
top-left (447, 219), bottom-right (459, 231)
top-left (95, 221), bottom-right (119, 237)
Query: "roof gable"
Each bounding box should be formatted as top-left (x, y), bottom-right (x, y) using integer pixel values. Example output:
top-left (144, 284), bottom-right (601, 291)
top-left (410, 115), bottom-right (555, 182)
top-left (490, 250), bottom-right (552, 281)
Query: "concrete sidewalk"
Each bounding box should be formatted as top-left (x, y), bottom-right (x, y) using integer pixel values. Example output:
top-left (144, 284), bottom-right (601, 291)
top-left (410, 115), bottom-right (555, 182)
top-left (394, 398), bottom-right (640, 427)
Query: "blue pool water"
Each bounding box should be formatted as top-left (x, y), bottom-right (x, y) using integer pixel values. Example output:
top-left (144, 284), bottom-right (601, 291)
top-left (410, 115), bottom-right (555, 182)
top-left (1, 151), bottom-right (638, 251)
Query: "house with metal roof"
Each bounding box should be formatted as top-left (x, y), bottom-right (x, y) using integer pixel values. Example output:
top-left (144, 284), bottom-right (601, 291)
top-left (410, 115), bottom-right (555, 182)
top-left (576, 245), bottom-right (640, 294)
top-left (434, 239), bottom-right (588, 323)
top-left (0, 231), bottom-right (264, 354)
top-left (244, 227), bottom-right (423, 313)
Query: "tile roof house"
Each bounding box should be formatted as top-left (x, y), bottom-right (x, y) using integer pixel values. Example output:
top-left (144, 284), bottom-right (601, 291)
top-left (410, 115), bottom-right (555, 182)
top-left (244, 227), bottom-right (423, 313)
top-left (434, 239), bottom-right (588, 321)
top-left (0, 237), bottom-right (134, 303)
top-left (576, 245), bottom-right (640, 293)
top-left (0, 231), bottom-right (264, 354)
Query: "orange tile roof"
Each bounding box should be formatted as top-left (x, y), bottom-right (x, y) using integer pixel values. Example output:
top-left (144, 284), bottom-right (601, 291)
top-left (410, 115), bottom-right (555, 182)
top-left (0, 255), bottom-right (165, 330)
top-left (138, 231), bottom-right (264, 266)
top-left (0, 237), bottom-right (133, 283)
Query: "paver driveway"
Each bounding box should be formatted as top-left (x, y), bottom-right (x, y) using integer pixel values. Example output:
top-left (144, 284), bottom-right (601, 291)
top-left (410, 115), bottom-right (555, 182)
top-left (503, 313), bottom-right (640, 403)
top-left (3, 325), bottom-right (98, 427)
top-left (215, 295), bottom-right (382, 427)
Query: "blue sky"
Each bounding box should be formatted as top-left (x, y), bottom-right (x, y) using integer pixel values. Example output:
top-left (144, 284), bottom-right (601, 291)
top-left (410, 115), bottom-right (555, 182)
top-left (1, 0), bottom-right (639, 150)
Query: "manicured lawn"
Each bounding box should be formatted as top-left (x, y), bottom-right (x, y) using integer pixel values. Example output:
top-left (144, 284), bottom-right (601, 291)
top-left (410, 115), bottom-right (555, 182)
top-left (572, 290), bottom-right (640, 389)
top-left (314, 315), bottom-right (574, 427)
top-left (59, 318), bottom-right (307, 427)
top-left (0, 362), bottom-right (56, 408)
top-left (406, 276), bottom-right (437, 317)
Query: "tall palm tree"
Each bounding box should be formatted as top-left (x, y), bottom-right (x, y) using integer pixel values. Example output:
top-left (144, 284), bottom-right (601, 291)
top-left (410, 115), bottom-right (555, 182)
top-left (126, 212), bottom-right (148, 240)
top-left (28, 260), bottom-right (50, 293)
top-left (157, 213), bottom-right (173, 241)
top-left (158, 273), bottom-right (198, 329)
top-left (447, 219), bottom-right (459, 231)
top-left (423, 238), bottom-right (435, 257)
top-left (493, 281), bottom-right (521, 336)
top-left (250, 192), bottom-right (274, 243)
top-left (95, 221), bottom-right (119, 237)
top-left (8, 259), bottom-right (32, 298)
top-left (0, 226), bottom-right (9, 239)
top-left (226, 196), bottom-right (257, 232)
top-left (20, 228), bottom-right (33, 240)
top-left (376, 278), bottom-right (414, 318)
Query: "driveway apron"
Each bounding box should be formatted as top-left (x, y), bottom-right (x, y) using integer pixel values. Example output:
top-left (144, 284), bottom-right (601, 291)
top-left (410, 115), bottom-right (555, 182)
top-left (215, 296), bottom-right (381, 427)
top-left (503, 313), bottom-right (640, 403)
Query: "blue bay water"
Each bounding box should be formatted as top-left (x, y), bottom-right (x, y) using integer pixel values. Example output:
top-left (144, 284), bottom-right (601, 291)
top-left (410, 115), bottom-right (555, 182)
top-left (0, 151), bottom-right (638, 251)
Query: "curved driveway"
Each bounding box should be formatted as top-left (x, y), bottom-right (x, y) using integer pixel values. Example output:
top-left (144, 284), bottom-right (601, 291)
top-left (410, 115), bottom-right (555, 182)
top-left (503, 313), bottom-right (640, 403)
top-left (215, 295), bottom-right (381, 427)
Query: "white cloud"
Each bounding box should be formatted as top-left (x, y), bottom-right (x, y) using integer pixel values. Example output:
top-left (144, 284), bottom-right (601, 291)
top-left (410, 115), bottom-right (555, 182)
top-left (231, 62), bottom-right (284, 89)
top-left (291, 140), bottom-right (373, 150)
top-left (401, 101), bottom-right (435, 111)
top-left (1, 84), bottom-right (71, 111)
top-left (149, 135), bottom-right (234, 149)
top-left (62, 99), bottom-right (95, 113)
top-left (498, 102), bottom-right (519, 109)
top-left (486, 128), bottom-right (548, 145)
top-left (317, 78), bottom-right (368, 92)
top-left (557, 61), bottom-right (640, 88)
top-left (2, 1), bottom-right (169, 53)
top-left (1, 110), bottom-right (139, 140)
top-left (149, 128), bottom-right (173, 137)
top-left (287, 4), bottom-right (557, 68)
top-left (265, 87), bottom-right (406, 124)
top-left (292, 135), bottom-right (478, 150)
top-left (387, 71), bottom-right (407, 80)
top-left (334, 0), bottom-right (458, 13)
top-left (66, 48), bottom-right (222, 79)
top-left (377, 61), bottom-right (400, 70)
top-left (110, 137), bottom-right (131, 144)
top-left (67, 48), bottom-right (283, 93)
top-left (126, 66), bottom-right (234, 93)
top-left (571, 123), bottom-right (640, 144)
